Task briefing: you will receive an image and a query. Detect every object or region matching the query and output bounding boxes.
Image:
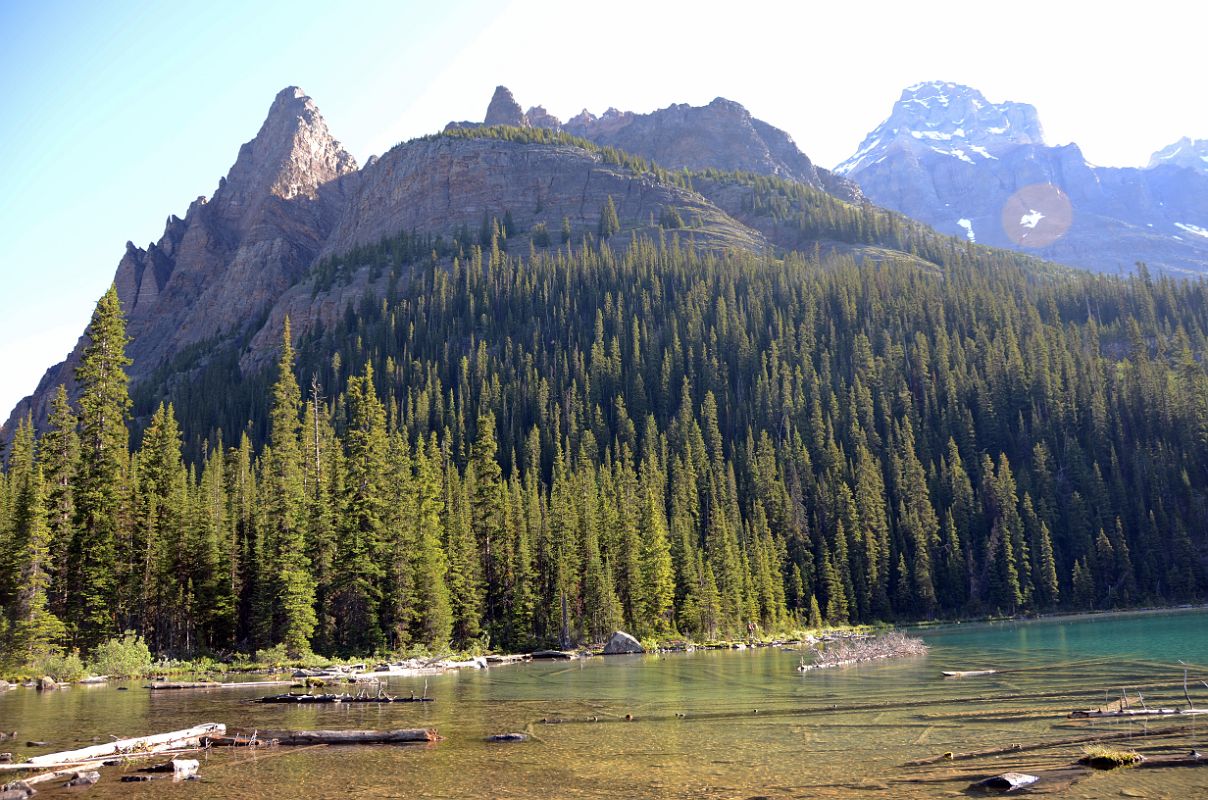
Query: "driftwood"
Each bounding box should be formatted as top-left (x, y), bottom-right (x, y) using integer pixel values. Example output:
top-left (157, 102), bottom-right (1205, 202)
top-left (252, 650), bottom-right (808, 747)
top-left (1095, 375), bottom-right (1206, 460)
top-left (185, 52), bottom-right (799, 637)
top-left (906, 725), bottom-right (1183, 766)
top-left (942, 669), bottom-right (998, 678)
top-left (256, 692), bottom-right (433, 704)
top-left (148, 680), bottom-right (295, 690)
top-left (530, 649), bottom-right (576, 660)
top-left (17, 724), bottom-right (224, 769)
top-left (1070, 707), bottom-right (1208, 718)
top-left (1135, 752), bottom-right (1207, 769)
top-left (220, 729), bottom-right (439, 745)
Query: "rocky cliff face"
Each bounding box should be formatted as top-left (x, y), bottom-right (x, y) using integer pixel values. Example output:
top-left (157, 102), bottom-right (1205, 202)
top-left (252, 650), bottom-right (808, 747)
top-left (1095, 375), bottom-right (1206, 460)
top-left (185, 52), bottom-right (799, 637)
top-left (561, 94), bottom-right (863, 202)
top-left (453, 86), bottom-right (862, 203)
top-left (6, 87), bottom-right (359, 435)
top-left (838, 81), bottom-right (1208, 275)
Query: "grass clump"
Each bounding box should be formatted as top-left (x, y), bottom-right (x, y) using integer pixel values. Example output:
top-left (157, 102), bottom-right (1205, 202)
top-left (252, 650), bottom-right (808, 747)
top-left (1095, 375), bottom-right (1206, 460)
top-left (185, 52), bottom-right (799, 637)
top-left (1079, 744), bottom-right (1144, 769)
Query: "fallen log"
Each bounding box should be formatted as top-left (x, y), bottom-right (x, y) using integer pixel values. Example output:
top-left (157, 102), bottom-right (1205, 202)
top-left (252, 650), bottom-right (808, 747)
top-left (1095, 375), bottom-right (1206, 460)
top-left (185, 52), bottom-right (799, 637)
top-left (139, 758), bottom-right (199, 780)
top-left (942, 670), bottom-right (998, 678)
top-left (530, 650), bottom-right (576, 660)
top-left (221, 729), bottom-right (439, 745)
top-left (1135, 752), bottom-right (1207, 770)
top-left (1069, 707), bottom-right (1208, 718)
top-left (256, 692), bottom-right (433, 704)
top-left (148, 680), bottom-right (295, 690)
top-left (905, 725), bottom-right (1184, 766)
top-left (21, 723), bottom-right (225, 768)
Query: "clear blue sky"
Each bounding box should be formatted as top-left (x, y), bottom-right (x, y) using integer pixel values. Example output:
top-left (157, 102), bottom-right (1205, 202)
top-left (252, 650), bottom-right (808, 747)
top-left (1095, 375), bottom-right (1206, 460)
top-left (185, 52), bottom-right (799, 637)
top-left (3, 0), bottom-right (1207, 418)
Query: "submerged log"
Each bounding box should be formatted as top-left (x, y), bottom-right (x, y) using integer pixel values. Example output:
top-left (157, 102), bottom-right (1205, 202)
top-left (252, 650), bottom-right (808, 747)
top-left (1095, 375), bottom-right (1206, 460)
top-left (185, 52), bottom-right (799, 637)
top-left (906, 725), bottom-right (1183, 766)
top-left (942, 669), bottom-right (998, 678)
top-left (221, 729), bottom-right (439, 745)
top-left (256, 692), bottom-right (433, 704)
top-left (148, 680), bottom-right (295, 690)
top-left (1135, 751), bottom-right (1207, 770)
top-left (21, 723), bottom-right (225, 768)
top-left (1070, 707), bottom-right (1208, 718)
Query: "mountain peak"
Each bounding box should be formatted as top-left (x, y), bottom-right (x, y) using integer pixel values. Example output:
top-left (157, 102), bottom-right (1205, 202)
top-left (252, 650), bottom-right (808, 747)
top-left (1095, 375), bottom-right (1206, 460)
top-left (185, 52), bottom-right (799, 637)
top-left (837, 81), bottom-right (1044, 175)
top-left (484, 85), bottom-right (526, 127)
top-left (1149, 136), bottom-right (1208, 173)
top-left (217, 86), bottom-right (357, 215)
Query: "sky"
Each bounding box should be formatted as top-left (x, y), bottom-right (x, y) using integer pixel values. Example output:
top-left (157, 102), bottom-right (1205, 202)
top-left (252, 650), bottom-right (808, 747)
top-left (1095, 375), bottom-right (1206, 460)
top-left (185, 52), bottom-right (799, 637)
top-left (2, 0), bottom-right (1207, 419)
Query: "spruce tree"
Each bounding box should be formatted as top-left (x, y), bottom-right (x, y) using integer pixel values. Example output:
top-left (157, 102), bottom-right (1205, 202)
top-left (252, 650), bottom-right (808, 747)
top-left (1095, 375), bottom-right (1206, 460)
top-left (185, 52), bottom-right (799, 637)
top-left (333, 366), bottom-right (387, 653)
top-left (413, 434), bottom-right (453, 648)
top-left (266, 318), bottom-right (316, 655)
top-left (9, 465), bottom-right (67, 663)
top-left (72, 284), bottom-right (131, 650)
top-left (639, 486), bottom-right (675, 634)
top-left (598, 195), bottom-right (620, 240)
top-left (41, 385), bottom-right (78, 622)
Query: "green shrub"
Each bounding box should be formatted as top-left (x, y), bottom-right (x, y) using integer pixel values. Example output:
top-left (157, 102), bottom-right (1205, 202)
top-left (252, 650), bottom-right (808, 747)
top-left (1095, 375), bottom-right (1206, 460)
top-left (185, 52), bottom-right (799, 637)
top-left (88, 631), bottom-right (153, 678)
top-left (253, 643), bottom-right (291, 667)
top-left (28, 650), bottom-right (87, 682)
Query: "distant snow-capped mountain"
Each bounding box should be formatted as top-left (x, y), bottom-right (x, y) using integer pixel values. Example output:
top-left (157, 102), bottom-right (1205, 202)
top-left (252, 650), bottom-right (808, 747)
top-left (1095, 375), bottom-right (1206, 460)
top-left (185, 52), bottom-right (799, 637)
top-left (838, 81), bottom-right (1208, 276)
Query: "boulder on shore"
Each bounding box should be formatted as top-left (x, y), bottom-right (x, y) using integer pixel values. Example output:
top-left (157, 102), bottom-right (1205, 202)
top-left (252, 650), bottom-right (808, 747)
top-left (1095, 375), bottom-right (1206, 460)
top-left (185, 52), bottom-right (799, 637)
top-left (603, 631), bottom-right (645, 655)
top-left (37, 676), bottom-right (57, 691)
top-left (969, 772), bottom-right (1039, 792)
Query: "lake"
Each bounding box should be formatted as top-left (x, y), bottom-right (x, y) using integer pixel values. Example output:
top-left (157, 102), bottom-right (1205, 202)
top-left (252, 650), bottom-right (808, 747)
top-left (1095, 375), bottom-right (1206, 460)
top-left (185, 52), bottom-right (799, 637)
top-left (4, 609), bottom-right (1208, 798)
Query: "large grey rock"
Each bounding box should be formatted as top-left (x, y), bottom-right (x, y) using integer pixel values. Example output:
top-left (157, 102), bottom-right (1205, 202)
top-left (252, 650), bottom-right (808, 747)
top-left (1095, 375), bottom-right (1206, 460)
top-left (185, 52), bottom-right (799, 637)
top-left (0, 780), bottom-right (34, 800)
top-left (603, 630), bottom-right (644, 655)
top-left (970, 772), bottom-right (1038, 792)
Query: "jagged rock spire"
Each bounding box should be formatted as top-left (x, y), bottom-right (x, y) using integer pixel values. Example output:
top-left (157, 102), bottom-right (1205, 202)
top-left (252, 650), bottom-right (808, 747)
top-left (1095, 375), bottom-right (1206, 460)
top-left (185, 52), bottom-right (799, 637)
top-left (484, 85), bottom-right (526, 127)
top-left (217, 87), bottom-right (357, 218)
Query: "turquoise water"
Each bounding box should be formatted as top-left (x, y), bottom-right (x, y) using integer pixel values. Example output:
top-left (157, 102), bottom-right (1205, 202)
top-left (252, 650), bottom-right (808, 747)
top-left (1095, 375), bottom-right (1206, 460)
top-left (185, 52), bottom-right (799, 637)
top-left (3, 609), bottom-right (1208, 798)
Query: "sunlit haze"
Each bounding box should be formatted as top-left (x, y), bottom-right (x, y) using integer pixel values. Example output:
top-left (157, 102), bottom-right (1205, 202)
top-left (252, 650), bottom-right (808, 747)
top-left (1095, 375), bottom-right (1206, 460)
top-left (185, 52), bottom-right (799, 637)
top-left (3, 0), bottom-right (1206, 419)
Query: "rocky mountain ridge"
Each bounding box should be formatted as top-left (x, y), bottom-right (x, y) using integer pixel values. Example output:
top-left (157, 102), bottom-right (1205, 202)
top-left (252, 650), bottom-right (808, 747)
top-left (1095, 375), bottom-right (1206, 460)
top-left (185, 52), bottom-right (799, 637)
top-left (4, 84), bottom-right (876, 441)
top-left (451, 86), bottom-right (863, 202)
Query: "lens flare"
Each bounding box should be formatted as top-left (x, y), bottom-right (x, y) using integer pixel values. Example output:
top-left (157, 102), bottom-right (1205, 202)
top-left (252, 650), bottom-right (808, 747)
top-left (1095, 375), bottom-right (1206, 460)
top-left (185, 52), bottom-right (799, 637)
top-left (1001, 183), bottom-right (1072, 248)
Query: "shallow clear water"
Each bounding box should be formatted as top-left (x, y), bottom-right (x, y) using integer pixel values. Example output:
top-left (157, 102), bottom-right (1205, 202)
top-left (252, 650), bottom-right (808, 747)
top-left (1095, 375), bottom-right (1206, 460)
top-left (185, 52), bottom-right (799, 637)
top-left (4, 609), bottom-right (1208, 798)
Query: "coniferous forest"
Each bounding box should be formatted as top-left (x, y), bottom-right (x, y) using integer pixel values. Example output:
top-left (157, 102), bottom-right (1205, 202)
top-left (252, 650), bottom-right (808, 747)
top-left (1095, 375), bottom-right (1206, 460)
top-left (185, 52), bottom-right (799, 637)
top-left (3, 232), bottom-right (1208, 667)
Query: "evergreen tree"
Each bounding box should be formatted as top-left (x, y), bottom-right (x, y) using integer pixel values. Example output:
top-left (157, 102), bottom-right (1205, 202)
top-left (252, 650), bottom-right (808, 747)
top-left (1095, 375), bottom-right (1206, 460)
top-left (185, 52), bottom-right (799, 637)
top-left (72, 285), bottom-right (131, 650)
top-left (333, 365), bottom-right (388, 653)
top-left (598, 195), bottom-right (620, 240)
top-left (41, 385), bottom-right (78, 622)
top-left (265, 319), bottom-right (316, 655)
